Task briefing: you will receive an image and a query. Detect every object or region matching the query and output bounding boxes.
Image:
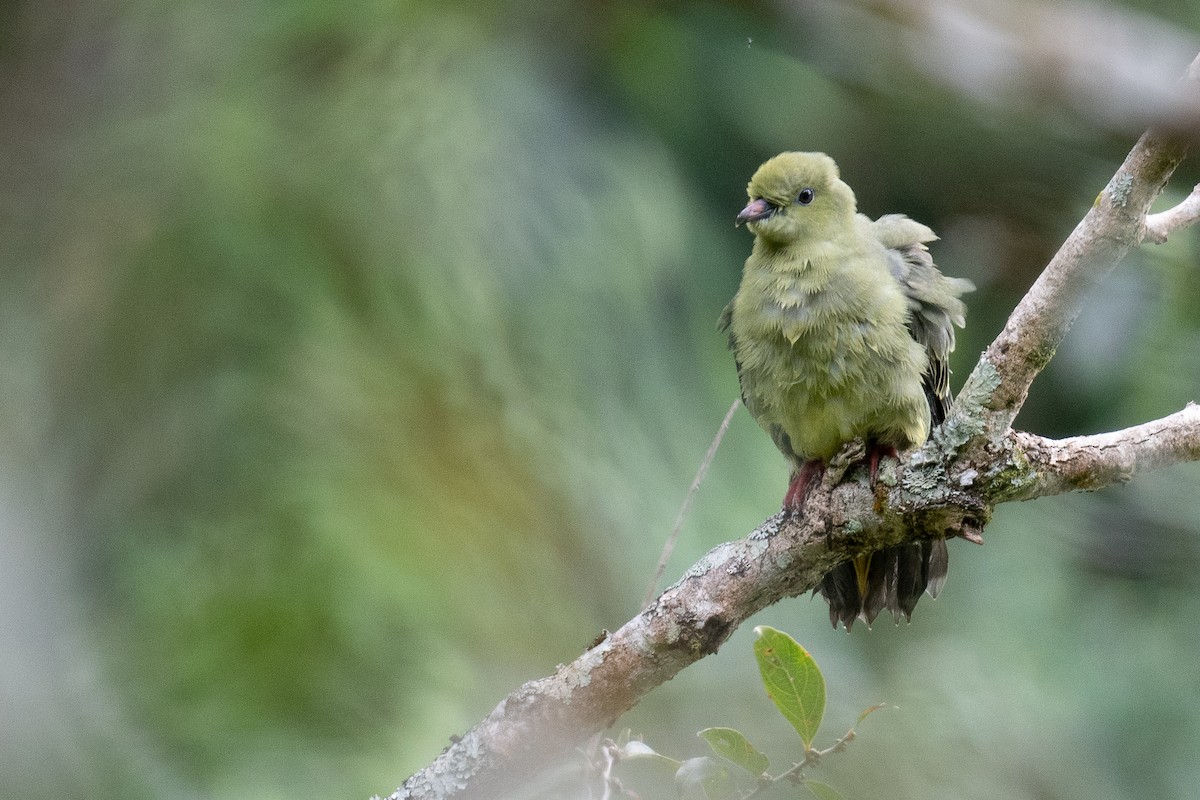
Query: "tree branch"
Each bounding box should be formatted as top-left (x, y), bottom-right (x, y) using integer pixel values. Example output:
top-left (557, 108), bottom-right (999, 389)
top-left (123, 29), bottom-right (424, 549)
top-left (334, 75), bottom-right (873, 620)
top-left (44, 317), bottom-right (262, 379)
top-left (1145, 184), bottom-right (1200, 243)
top-left (383, 52), bottom-right (1200, 800)
top-left (1006, 404), bottom-right (1200, 500)
top-left (388, 397), bottom-right (1200, 799)
top-left (952, 120), bottom-right (1194, 432)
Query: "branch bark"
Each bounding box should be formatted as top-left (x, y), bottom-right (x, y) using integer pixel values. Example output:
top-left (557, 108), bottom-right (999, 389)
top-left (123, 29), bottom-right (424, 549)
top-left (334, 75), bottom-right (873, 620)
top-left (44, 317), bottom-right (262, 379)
top-left (1145, 184), bottom-right (1200, 243)
top-left (1007, 404), bottom-right (1200, 500)
top-left (383, 52), bottom-right (1200, 800)
top-left (952, 132), bottom-right (1189, 430)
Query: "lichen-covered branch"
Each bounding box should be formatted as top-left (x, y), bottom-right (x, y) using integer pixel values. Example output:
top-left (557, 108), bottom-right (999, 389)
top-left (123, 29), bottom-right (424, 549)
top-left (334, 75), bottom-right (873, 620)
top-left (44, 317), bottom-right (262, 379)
top-left (387, 507), bottom-right (844, 800)
top-left (951, 55), bottom-right (1199, 437)
top-left (955, 143), bottom-right (1190, 431)
top-left (383, 53), bottom-right (1200, 800)
top-left (1005, 404), bottom-right (1200, 500)
top-left (387, 395), bottom-right (1200, 799)
top-left (384, 456), bottom-right (981, 800)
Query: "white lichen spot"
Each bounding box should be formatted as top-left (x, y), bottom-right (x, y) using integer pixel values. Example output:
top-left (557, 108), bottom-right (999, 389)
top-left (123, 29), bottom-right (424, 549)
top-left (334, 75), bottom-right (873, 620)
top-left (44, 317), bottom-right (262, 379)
top-left (680, 543), bottom-right (738, 580)
top-left (1110, 173), bottom-right (1134, 208)
top-left (744, 537), bottom-right (769, 560)
top-left (691, 598), bottom-right (724, 620)
top-left (958, 360), bottom-right (1001, 409)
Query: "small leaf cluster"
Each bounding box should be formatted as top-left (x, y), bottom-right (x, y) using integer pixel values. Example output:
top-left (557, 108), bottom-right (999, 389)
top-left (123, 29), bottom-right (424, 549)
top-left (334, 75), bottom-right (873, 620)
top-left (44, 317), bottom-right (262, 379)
top-left (603, 626), bottom-right (886, 799)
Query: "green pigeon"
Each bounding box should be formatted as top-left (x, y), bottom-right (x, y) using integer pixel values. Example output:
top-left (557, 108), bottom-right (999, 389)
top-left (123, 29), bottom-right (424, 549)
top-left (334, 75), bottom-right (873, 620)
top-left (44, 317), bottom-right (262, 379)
top-left (720, 152), bottom-right (973, 630)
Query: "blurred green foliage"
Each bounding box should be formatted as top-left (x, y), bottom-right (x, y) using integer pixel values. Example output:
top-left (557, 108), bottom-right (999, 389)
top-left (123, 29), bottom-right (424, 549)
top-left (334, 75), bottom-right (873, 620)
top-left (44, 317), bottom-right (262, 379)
top-left (2, 1), bottom-right (1199, 799)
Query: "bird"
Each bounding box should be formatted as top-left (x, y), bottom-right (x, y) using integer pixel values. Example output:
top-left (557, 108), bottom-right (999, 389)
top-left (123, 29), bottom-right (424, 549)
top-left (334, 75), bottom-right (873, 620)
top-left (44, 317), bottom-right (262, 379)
top-left (719, 152), bottom-right (972, 631)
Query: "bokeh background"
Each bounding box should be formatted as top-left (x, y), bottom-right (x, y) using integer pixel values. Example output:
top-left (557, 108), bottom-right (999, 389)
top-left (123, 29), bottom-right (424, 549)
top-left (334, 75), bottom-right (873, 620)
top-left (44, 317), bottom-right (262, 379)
top-left (3, 1), bottom-right (1200, 798)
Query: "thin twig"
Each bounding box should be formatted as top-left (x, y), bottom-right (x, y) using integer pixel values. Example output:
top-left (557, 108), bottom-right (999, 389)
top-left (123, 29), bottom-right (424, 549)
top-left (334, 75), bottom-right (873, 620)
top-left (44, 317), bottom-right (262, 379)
top-left (642, 398), bottom-right (741, 609)
top-left (740, 725), bottom-right (860, 799)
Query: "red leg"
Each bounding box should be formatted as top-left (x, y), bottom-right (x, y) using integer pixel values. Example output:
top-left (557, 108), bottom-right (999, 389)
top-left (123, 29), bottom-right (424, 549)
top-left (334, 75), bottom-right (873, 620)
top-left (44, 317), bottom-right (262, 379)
top-left (867, 443), bottom-right (899, 485)
top-left (783, 460), bottom-right (825, 511)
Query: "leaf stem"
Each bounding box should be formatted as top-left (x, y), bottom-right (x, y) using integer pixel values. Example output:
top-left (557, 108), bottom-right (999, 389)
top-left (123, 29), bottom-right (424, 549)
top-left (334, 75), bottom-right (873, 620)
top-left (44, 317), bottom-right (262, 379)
top-left (739, 725), bottom-right (861, 799)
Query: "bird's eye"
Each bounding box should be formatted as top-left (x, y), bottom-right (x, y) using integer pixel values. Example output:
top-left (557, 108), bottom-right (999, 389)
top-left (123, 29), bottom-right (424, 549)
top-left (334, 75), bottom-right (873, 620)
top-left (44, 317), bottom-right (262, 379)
top-left (797, 188), bottom-right (815, 205)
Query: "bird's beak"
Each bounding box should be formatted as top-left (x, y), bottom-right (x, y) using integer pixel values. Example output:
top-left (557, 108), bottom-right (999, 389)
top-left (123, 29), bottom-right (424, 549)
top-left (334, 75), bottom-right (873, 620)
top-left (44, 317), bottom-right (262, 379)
top-left (735, 198), bottom-right (774, 226)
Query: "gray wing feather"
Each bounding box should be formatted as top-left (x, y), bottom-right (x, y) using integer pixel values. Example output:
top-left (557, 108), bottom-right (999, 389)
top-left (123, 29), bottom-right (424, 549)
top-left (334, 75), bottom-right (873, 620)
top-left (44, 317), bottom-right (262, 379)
top-left (875, 214), bottom-right (973, 426)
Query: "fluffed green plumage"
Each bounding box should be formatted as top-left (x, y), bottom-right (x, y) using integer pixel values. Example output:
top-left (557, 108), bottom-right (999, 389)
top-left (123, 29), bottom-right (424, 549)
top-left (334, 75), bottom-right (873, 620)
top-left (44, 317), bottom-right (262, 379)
top-left (721, 152), bottom-right (972, 630)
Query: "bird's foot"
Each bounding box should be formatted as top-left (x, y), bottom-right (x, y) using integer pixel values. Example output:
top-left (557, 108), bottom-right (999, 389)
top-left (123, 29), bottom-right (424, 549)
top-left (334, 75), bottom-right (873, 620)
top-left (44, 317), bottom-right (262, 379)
top-left (782, 460), bottom-right (825, 513)
top-left (866, 443), bottom-right (899, 485)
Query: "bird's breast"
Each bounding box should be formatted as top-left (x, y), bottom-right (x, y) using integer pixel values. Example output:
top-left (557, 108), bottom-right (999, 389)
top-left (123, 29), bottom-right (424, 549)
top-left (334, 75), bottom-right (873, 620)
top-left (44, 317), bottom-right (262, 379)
top-left (730, 267), bottom-right (929, 461)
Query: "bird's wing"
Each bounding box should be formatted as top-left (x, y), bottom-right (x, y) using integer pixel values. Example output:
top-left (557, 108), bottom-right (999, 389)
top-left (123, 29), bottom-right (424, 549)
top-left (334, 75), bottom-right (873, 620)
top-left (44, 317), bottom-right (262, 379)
top-left (874, 214), bottom-right (973, 425)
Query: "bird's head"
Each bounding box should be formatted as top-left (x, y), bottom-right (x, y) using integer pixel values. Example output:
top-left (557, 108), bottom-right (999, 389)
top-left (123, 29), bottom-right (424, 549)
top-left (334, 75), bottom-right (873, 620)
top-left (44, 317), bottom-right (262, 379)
top-left (736, 152), bottom-right (857, 246)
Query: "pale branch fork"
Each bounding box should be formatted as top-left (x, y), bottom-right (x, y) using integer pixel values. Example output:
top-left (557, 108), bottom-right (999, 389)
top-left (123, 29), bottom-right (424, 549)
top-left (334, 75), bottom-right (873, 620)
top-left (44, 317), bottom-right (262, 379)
top-left (384, 51), bottom-right (1200, 800)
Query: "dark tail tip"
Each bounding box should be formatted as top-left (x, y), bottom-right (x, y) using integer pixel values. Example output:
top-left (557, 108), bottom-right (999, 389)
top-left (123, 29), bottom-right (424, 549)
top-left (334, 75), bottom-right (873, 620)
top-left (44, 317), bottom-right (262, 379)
top-left (817, 540), bottom-right (950, 630)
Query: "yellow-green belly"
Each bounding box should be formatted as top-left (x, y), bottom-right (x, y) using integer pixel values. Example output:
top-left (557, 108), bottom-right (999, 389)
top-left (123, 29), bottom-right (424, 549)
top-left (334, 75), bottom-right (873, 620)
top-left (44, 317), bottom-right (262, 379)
top-left (731, 277), bottom-right (931, 464)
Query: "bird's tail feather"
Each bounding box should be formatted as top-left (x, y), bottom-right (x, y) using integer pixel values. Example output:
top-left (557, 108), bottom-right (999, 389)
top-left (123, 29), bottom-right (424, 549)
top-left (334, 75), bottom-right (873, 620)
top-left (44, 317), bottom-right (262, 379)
top-left (817, 540), bottom-right (948, 631)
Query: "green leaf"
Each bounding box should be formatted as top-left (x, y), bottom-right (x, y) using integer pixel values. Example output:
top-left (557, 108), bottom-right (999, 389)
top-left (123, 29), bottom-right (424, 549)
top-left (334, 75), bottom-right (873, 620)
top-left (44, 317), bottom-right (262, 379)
top-left (804, 780), bottom-right (845, 800)
top-left (698, 727), bottom-right (770, 776)
top-left (674, 756), bottom-right (735, 800)
top-left (753, 626), bottom-right (825, 747)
